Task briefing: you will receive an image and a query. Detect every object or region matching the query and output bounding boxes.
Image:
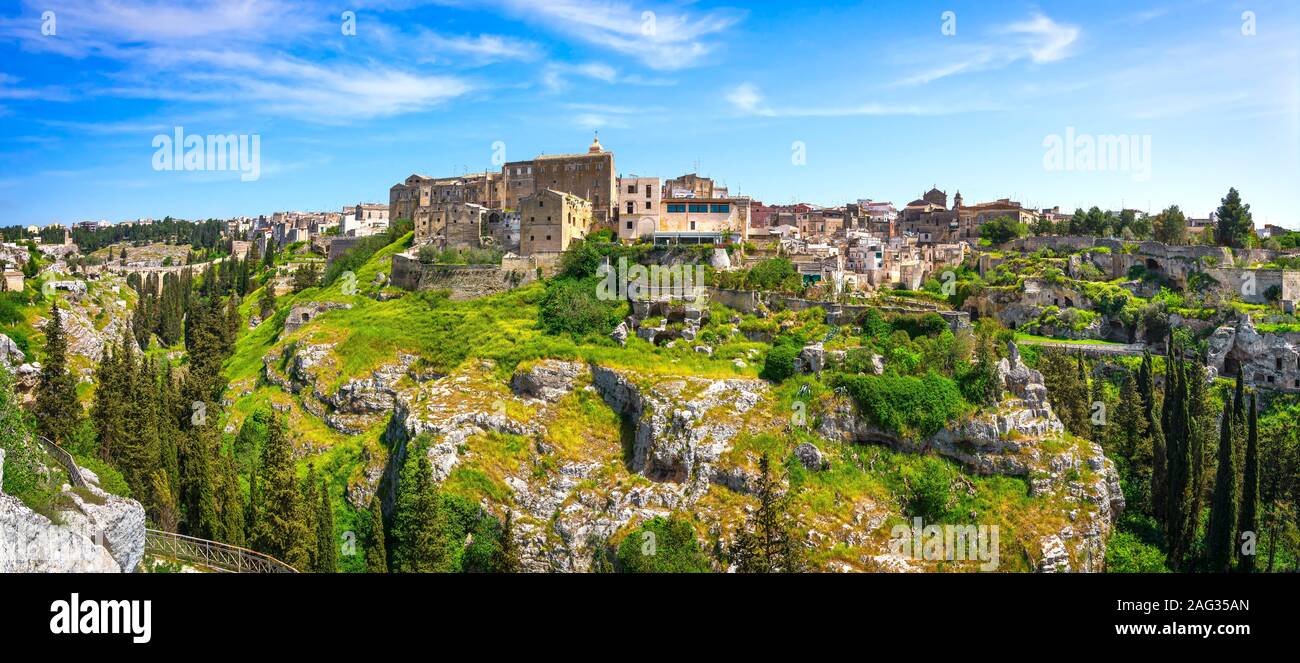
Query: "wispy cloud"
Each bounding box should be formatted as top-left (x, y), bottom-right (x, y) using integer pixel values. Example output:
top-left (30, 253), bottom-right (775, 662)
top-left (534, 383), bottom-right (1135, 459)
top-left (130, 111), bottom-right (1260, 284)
top-left (493, 0), bottom-right (745, 70)
top-left (896, 12), bottom-right (1081, 87)
top-left (0, 0), bottom-right (473, 121)
top-left (725, 82), bottom-right (994, 118)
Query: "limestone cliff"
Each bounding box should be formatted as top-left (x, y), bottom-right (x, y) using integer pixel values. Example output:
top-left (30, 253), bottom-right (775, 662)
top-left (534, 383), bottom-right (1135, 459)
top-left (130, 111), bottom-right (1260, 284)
top-left (0, 447), bottom-right (147, 573)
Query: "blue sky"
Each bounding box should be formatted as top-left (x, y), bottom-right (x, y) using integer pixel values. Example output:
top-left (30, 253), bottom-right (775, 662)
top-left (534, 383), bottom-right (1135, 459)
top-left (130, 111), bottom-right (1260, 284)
top-left (1, 0), bottom-right (1297, 228)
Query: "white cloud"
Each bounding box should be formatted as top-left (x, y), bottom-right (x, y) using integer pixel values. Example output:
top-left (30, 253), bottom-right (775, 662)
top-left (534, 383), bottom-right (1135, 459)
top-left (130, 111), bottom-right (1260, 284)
top-left (725, 83), bottom-right (988, 118)
top-left (493, 0), bottom-right (744, 70)
top-left (895, 12), bottom-right (1081, 86)
top-left (1006, 13), bottom-right (1081, 63)
top-left (0, 1), bottom-right (475, 122)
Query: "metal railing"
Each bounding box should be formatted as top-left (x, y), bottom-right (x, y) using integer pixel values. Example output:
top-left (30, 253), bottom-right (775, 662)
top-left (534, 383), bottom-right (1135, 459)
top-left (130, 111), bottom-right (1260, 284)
top-left (34, 436), bottom-right (297, 573)
top-left (36, 435), bottom-right (87, 489)
top-left (145, 529), bottom-right (299, 573)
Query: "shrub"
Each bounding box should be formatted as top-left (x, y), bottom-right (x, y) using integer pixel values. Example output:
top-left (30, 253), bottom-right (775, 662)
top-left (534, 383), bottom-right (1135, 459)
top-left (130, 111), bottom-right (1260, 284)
top-left (539, 277), bottom-right (620, 338)
top-left (760, 338), bottom-right (800, 382)
top-left (616, 515), bottom-right (711, 572)
top-left (1104, 531), bottom-right (1170, 573)
top-left (904, 457), bottom-right (954, 522)
top-left (835, 372), bottom-right (969, 438)
top-left (857, 308), bottom-right (892, 339)
top-left (891, 312), bottom-right (948, 339)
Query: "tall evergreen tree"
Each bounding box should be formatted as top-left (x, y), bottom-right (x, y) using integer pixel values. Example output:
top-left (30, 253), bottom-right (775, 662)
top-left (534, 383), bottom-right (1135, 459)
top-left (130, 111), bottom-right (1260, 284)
top-left (316, 478), bottom-right (337, 573)
top-left (1214, 187), bottom-right (1253, 248)
top-left (179, 423), bottom-right (220, 539)
top-left (252, 412), bottom-right (310, 569)
top-left (1206, 398), bottom-right (1238, 572)
top-left (1139, 350), bottom-right (1166, 520)
top-left (217, 450), bottom-right (246, 547)
top-left (1238, 392), bottom-right (1259, 572)
top-left (300, 464), bottom-right (321, 571)
top-left (731, 454), bottom-right (806, 573)
top-left (34, 300), bottom-right (82, 446)
top-left (365, 496), bottom-right (388, 573)
top-left (1163, 342), bottom-right (1195, 569)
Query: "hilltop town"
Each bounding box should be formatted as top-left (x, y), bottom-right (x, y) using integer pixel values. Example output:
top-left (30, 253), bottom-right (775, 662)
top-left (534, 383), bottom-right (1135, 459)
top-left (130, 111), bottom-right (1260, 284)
top-left (2, 135), bottom-right (1299, 576)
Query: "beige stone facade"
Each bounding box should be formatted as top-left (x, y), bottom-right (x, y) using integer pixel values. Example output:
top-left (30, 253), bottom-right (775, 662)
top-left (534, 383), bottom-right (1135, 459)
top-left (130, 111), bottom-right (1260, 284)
top-left (520, 189), bottom-right (594, 255)
top-left (414, 202), bottom-right (493, 249)
top-left (617, 176), bottom-right (660, 241)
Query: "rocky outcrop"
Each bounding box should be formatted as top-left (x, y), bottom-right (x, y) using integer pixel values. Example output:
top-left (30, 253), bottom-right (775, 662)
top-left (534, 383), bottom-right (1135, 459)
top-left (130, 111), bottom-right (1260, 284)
top-left (794, 342), bottom-right (825, 374)
top-left (792, 442), bottom-right (828, 471)
top-left (817, 342), bottom-right (1123, 572)
top-left (0, 448), bottom-right (146, 573)
top-left (0, 334), bottom-right (24, 371)
top-left (590, 365), bottom-right (767, 494)
top-left (1207, 317), bottom-right (1300, 391)
top-left (510, 360), bottom-right (585, 402)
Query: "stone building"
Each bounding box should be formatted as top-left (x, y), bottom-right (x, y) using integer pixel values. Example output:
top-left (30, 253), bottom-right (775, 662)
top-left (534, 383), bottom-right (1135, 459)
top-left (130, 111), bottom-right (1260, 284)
top-left (388, 173), bottom-right (501, 226)
top-left (663, 173), bottom-right (725, 199)
top-left (341, 203), bottom-right (389, 237)
top-left (495, 135), bottom-right (616, 226)
top-left (1, 270), bottom-right (23, 292)
top-left (956, 196), bottom-right (1039, 241)
top-left (658, 197), bottom-right (750, 238)
top-left (520, 189), bottom-right (594, 255)
top-left (414, 202), bottom-right (491, 249)
top-left (617, 175), bottom-right (660, 241)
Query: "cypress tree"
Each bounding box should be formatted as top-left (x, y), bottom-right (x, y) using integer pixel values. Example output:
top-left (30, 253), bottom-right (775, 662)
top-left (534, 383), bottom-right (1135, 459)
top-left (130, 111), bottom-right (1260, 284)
top-left (1238, 392), bottom-right (1259, 572)
top-left (731, 454), bottom-right (806, 573)
top-left (316, 478), bottom-right (337, 573)
top-left (300, 464), bottom-right (321, 571)
top-left (1112, 370), bottom-right (1145, 472)
top-left (1163, 347), bottom-right (1194, 569)
top-left (34, 300), bottom-right (82, 446)
top-left (217, 450), bottom-right (246, 547)
top-left (252, 412), bottom-right (310, 569)
top-left (179, 422), bottom-right (221, 540)
top-left (365, 496), bottom-right (388, 573)
top-left (1206, 398), bottom-right (1237, 572)
top-left (90, 340), bottom-right (126, 463)
top-left (1139, 351), bottom-right (1166, 520)
top-left (122, 350), bottom-right (161, 501)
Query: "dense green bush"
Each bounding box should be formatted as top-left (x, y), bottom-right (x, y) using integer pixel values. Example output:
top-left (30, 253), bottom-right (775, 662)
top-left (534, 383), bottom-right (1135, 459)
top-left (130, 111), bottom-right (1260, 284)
top-left (616, 515), bottom-right (711, 572)
top-left (857, 308), bottom-right (892, 340)
top-left (903, 457), bottom-right (955, 522)
top-left (1105, 531), bottom-right (1170, 572)
top-left (890, 312), bottom-right (948, 339)
top-left (539, 277), bottom-right (621, 338)
top-left (835, 372), bottom-right (969, 438)
top-left (760, 337), bottom-right (800, 382)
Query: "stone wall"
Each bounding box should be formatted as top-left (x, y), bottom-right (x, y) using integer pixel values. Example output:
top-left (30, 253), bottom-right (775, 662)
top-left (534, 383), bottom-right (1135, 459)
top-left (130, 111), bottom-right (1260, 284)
top-left (390, 252), bottom-right (555, 300)
top-left (707, 287), bottom-right (970, 330)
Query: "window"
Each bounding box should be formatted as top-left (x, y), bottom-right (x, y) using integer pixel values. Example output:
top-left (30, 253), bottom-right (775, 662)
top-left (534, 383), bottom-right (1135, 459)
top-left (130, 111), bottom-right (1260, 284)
top-left (1278, 358), bottom-right (1284, 370)
top-left (644, 201), bottom-right (651, 210)
top-left (667, 204), bottom-right (686, 213)
top-left (690, 221), bottom-right (696, 230)
top-left (626, 221), bottom-right (633, 230)
top-left (688, 204), bottom-right (708, 213)
top-left (627, 202), bottom-right (635, 214)
top-left (546, 235), bottom-right (551, 241)
top-left (627, 185), bottom-right (636, 194)
top-left (645, 185), bottom-right (652, 197)
top-left (529, 235), bottom-right (534, 241)
top-left (710, 204), bottom-right (730, 214)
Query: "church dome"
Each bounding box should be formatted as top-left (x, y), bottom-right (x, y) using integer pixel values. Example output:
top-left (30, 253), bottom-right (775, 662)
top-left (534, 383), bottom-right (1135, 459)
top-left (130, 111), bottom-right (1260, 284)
top-left (588, 132), bottom-right (603, 153)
